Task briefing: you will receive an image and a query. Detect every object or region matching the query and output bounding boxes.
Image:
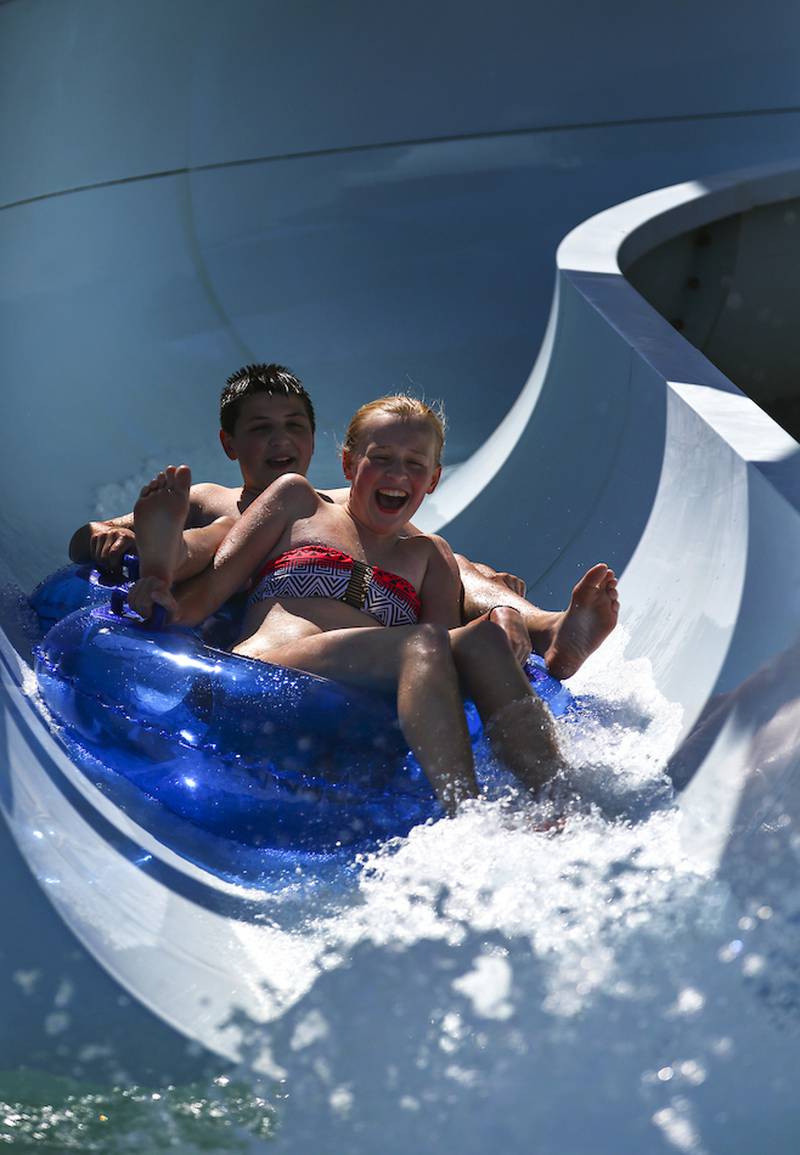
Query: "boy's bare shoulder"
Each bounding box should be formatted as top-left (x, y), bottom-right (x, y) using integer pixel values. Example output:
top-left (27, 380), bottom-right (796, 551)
top-left (319, 486), bottom-right (350, 506)
top-left (186, 482), bottom-right (241, 527)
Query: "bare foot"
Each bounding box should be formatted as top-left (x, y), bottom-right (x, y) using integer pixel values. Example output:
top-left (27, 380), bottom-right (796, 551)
top-left (544, 563), bottom-right (619, 681)
top-left (133, 464), bottom-right (192, 585)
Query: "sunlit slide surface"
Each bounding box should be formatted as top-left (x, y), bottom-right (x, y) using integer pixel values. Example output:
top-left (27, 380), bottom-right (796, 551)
top-left (2, 4), bottom-right (800, 1151)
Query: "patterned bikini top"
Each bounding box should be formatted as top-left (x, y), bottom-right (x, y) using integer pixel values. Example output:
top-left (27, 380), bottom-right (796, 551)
top-left (248, 544), bottom-right (421, 628)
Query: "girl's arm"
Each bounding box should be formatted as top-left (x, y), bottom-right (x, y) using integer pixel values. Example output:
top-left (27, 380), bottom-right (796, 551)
top-left (416, 535), bottom-right (531, 662)
top-left (416, 535), bottom-right (463, 629)
top-left (165, 475), bottom-right (318, 627)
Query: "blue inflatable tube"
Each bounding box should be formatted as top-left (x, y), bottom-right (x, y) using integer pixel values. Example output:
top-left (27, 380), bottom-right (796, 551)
top-left (32, 566), bottom-right (575, 853)
top-left (30, 560), bottom-right (137, 629)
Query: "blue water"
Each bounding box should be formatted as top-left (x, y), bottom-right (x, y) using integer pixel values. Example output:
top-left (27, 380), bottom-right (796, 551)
top-left (0, 1073), bottom-right (277, 1151)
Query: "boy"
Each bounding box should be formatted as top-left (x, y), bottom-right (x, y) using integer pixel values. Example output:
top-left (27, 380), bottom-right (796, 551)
top-left (69, 364), bottom-right (618, 678)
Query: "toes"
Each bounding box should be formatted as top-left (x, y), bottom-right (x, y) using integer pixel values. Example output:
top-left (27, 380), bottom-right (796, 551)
top-left (139, 476), bottom-right (160, 500)
top-left (139, 467), bottom-right (191, 499)
top-left (580, 562), bottom-right (610, 588)
top-left (174, 464), bottom-right (192, 493)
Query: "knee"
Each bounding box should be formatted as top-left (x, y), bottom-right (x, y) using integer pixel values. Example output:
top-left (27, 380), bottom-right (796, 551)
top-left (461, 617), bottom-right (514, 662)
top-left (403, 622), bottom-right (452, 669)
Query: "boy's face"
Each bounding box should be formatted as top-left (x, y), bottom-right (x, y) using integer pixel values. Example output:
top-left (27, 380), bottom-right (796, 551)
top-left (220, 393), bottom-right (315, 493)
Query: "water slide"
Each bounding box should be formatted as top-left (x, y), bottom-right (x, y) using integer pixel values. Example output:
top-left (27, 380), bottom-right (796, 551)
top-left (2, 2), bottom-right (800, 1150)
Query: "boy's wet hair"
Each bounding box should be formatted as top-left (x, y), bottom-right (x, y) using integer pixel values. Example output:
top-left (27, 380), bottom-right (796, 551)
top-left (220, 363), bottom-right (316, 435)
top-left (344, 394), bottom-right (446, 464)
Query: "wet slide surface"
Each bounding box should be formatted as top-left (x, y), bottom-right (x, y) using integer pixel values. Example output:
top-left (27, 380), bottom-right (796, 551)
top-left (2, 3), bottom-right (800, 1151)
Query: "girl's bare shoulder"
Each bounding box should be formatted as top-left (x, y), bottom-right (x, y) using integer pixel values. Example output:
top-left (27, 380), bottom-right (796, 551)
top-left (407, 531), bottom-right (457, 562)
top-left (398, 531), bottom-right (457, 575)
top-left (262, 473), bottom-right (321, 513)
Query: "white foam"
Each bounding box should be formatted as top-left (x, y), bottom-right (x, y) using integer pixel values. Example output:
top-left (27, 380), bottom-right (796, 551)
top-left (236, 636), bottom-right (800, 1153)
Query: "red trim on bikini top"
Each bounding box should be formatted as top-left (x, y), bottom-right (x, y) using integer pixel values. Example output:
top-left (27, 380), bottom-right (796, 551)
top-left (252, 544), bottom-right (421, 614)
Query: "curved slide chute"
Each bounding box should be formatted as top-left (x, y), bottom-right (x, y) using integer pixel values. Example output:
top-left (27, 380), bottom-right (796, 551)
top-left (1, 162), bottom-right (798, 1094)
top-left (2, 3), bottom-right (800, 1141)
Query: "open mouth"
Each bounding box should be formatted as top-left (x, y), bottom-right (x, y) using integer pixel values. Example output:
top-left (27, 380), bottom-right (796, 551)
top-left (375, 488), bottom-right (409, 513)
top-left (266, 456), bottom-right (295, 469)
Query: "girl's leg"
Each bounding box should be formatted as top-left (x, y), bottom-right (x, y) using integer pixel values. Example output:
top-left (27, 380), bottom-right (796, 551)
top-left (134, 465), bottom-right (234, 583)
top-left (173, 518), bottom-right (236, 582)
top-left (134, 466), bottom-right (193, 586)
top-left (248, 624), bottom-right (479, 814)
top-left (450, 618), bottom-right (561, 795)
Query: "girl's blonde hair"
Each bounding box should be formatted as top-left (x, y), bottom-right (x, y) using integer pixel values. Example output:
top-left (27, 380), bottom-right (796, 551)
top-left (343, 394), bottom-right (446, 463)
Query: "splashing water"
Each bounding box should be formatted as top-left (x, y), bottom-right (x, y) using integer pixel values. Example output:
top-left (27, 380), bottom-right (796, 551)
top-left (221, 629), bottom-right (799, 1153)
top-left (8, 623), bottom-right (800, 1152)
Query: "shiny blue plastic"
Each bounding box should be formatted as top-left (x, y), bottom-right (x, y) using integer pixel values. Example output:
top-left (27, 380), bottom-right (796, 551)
top-left (32, 566), bottom-right (575, 852)
top-left (30, 561), bottom-right (134, 630)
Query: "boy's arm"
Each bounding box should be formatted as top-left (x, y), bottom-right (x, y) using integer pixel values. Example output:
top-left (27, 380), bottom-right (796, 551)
top-left (68, 483), bottom-right (235, 568)
top-left (405, 524), bottom-right (528, 639)
top-left (455, 554), bottom-right (528, 609)
top-left (69, 515), bottom-right (136, 567)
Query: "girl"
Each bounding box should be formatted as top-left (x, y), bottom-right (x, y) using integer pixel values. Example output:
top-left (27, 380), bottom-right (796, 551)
top-left (129, 396), bottom-right (561, 814)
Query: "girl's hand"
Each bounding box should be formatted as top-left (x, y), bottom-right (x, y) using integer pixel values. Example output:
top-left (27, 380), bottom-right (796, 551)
top-left (128, 576), bottom-right (178, 622)
top-left (487, 605), bottom-right (532, 664)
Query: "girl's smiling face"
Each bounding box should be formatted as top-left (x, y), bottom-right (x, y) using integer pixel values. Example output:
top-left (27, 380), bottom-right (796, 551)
top-left (343, 414), bottom-right (442, 531)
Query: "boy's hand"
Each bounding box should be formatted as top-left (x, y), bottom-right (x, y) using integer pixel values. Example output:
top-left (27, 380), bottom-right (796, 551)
top-left (128, 576), bottom-right (177, 622)
top-left (471, 560), bottom-right (527, 598)
top-left (487, 605), bottom-right (531, 664)
top-left (89, 523), bottom-right (137, 570)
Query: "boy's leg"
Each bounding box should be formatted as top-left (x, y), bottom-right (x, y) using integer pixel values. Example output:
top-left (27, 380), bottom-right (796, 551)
top-left (241, 624), bottom-right (479, 814)
top-left (450, 618), bottom-right (561, 795)
top-left (456, 556), bottom-right (619, 681)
